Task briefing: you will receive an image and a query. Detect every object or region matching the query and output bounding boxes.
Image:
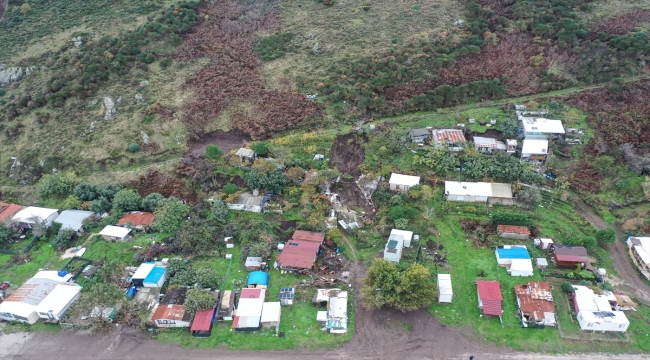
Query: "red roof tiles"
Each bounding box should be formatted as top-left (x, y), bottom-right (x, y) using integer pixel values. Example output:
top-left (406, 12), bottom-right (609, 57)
top-left (477, 280), bottom-right (502, 316)
top-left (433, 129), bottom-right (466, 144)
top-left (291, 230), bottom-right (325, 243)
top-left (0, 203), bottom-right (23, 222)
top-left (116, 211), bottom-right (155, 227)
top-left (152, 304), bottom-right (188, 322)
top-left (497, 225), bottom-right (530, 235)
top-left (191, 307), bottom-right (215, 332)
top-left (276, 241), bottom-right (321, 269)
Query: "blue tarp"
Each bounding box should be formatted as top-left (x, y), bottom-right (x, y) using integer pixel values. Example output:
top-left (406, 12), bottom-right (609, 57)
top-left (496, 247), bottom-right (530, 259)
top-left (144, 266), bottom-right (167, 285)
top-left (247, 271), bottom-right (269, 286)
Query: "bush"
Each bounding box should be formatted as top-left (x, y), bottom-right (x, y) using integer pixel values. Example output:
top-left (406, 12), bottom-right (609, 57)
top-left (255, 33), bottom-right (294, 61)
top-left (112, 189), bottom-right (142, 212)
top-left (394, 218), bottom-right (409, 229)
top-left (596, 228), bottom-right (616, 243)
top-left (387, 206), bottom-right (405, 220)
top-left (90, 197), bottom-right (111, 214)
top-left (141, 193), bottom-right (164, 212)
top-left (159, 57), bottom-right (172, 68)
top-left (129, 143), bottom-right (141, 152)
top-left (37, 172), bottom-right (80, 197)
top-left (52, 228), bottom-right (75, 250)
top-left (205, 144), bottom-right (222, 160)
top-left (561, 281), bottom-right (575, 293)
top-left (222, 183), bottom-right (239, 194)
top-left (252, 142), bottom-right (269, 156)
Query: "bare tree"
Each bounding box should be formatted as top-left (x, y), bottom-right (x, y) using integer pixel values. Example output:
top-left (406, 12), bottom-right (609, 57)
top-left (27, 216), bottom-right (48, 237)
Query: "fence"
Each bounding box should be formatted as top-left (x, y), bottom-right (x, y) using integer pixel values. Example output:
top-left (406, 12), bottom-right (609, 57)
top-left (0, 236), bottom-right (40, 254)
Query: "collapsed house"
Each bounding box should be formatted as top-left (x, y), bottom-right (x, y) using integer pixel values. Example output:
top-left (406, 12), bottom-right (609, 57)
top-left (432, 129), bottom-right (467, 151)
top-left (315, 289), bottom-right (348, 334)
top-left (514, 281), bottom-right (556, 327)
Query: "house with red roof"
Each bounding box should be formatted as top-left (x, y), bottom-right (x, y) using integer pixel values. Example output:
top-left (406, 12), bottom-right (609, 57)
top-left (275, 230), bottom-right (324, 273)
top-left (0, 202), bottom-right (23, 223)
top-left (190, 291), bottom-right (219, 337)
top-left (551, 245), bottom-right (592, 271)
top-left (497, 225), bottom-right (531, 240)
top-left (477, 280), bottom-right (503, 320)
top-left (116, 211), bottom-right (155, 231)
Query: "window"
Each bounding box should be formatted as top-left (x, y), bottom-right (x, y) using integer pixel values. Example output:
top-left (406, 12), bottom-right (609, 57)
top-left (619, 324), bottom-right (624, 329)
top-left (587, 323), bottom-right (594, 327)
top-left (475, 196), bottom-right (488, 201)
top-left (455, 196), bottom-right (465, 201)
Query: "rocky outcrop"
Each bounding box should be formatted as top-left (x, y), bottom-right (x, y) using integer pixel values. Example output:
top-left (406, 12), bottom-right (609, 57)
top-left (141, 131), bottom-right (150, 145)
top-left (71, 36), bottom-right (83, 48)
top-left (103, 97), bottom-right (116, 120)
top-left (0, 67), bottom-right (23, 87)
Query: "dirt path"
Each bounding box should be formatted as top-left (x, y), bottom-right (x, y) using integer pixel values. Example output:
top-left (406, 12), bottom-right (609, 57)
top-left (340, 232), bottom-right (358, 263)
top-left (572, 195), bottom-right (650, 305)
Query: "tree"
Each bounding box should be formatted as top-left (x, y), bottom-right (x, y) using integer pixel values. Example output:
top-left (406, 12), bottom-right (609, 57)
top-left (61, 195), bottom-right (81, 210)
top-left (582, 235), bottom-right (597, 250)
top-left (387, 206), bottom-right (405, 220)
top-left (51, 228), bottom-right (75, 250)
top-left (516, 187), bottom-right (542, 207)
top-left (394, 218), bottom-right (409, 229)
top-left (241, 241), bottom-right (271, 259)
top-left (498, 117), bottom-right (519, 138)
top-left (74, 182), bottom-right (101, 201)
top-left (284, 166), bottom-right (305, 184)
top-left (128, 143), bottom-right (141, 152)
top-left (222, 183), bottom-right (239, 194)
top-left (210, 199), bottom-right (229, 224)
top-left (153, 197), bottom-right (189, 233)
top-left (205, 145), bottom-right (222, 160)
top-left (251, 159), bottom-right (277, 175)
top-left (561, 281), bottom-right (575, 293)
top-left (252, 142), bottom-right (269, 156)
top-left (0, 223), bottom-right (15, 245)
top-left (28, 216), bottom-right (48, 237)
top-left (98, 184), bottom-right (122, 200)
top-left (413, 147), bottom-right (460, 175)
top-left (141, 193), bottom-right (164, 212)
top-left (185, 289), bottom-right (217, 317)
top-left (361, 259), bottom-right (437, 312)
top-left (20, 3), bottom-right (31, 15)
top-left (112, 189), bottom-right (142, 212)
top-left (90, 197), bottom-right (111, 214)
top-left (37, 172), bottom-right (80, 197)
top-left (245, 169), bottom-right (290, 194)
top-left (596, 228), bottom-right (616, 243)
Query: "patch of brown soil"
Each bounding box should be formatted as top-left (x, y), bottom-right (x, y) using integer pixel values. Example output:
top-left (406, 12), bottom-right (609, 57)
top-left (171, 0), bottom-right (320, 138)
top-left (187, 129), bottom-right (251, 157)
top-left (329, 134), bottom-right (365, 177)
top-left (131, 170), bottom-right (198, 203)
top-left (590, 10), bottom-right (650, 37)
top-left (0, 0), bottom-right (7, 21)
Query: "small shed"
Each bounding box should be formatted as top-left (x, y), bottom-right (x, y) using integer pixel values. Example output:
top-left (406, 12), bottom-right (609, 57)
top-left (261, 302), bottom-right (281, 330)
top-left (217, 290), bottom-right (235, 321)
top-left (536, 258), bottom-right (548, 271)
top-left (191, 306), bottom-right (216, 337)
top-left (388, 173), bottom-right (420, 192)
top-left (99, 225), bottom-right (131, 242)
top-left (143, 267), bottom-right (167, 288)
top-left (279, 287), bottom-right (295, 305)
top-left (437, 274), bottom-right (453, 303)
top-left (224, 237), bottom-right (234, 249)
top-left (131, 263), bottom-right (155, 287)
top-left (116, 211), bottom-right (155, 231)
top-left (410, 128), bottom-right (430, 143)
top-left (245, 257), bottom-right (263, 271)
top-left (497, 225), bottom-right (531, 240)
top-left (247, 271), bottom-right (269, 288)
top-left (538, 238), bottom-right (554, 250)
top-left (477, 280), bottom-right (502, 319)
top-left (236, 148), bottom-right (256, 162)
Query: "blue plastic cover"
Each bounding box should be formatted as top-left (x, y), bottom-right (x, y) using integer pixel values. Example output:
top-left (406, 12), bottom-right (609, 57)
top-left (496, 247), bottom-right (530, 259)
top-left (144, 267), bottom-right (166, 285)
top-left (246, 271), bottom-right (269, 286)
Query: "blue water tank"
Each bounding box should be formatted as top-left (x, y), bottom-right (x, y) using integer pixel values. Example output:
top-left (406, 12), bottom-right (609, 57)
top-left (57, 270), bottom-right (68, 277)
top-left (126, 286), bottom-right (138, 300)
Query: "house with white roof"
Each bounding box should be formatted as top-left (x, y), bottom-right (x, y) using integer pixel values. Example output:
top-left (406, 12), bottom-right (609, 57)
top-left (99, 225), bottom-right (132, 242)
top-left (383, 229), bottom-right (414, 264)
top-left (12, 206), bottom-right (59, 229)
top-left (521, 139), bottom-right (549, 164)
top-left (0, 271), bottom-right (81, 324)
top-left (518, 112), bottom-right (565, 139)
top-left (233, 288), bottom-right (266, 331)
top-left (389, 173), bottom-right (420, 192)
top-left (54, 210), bottom-right (95, 234)
top-left (473, 136), bottom-right (507, 154)
top-left (437, 274), bottom-right (453, 303)
top-left (626, 237), bottom-right (650, 278)
top-left (572, 285), bottom-right (629, 332)
top-left (444, 181), bottom-right (513, 205)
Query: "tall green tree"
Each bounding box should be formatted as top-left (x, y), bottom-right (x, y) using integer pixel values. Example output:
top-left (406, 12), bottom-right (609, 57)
top-left (37, 172), bottom-right (80, 197)
top-left (245, 169), bottom-right (290, 194)
top-left (210, 199), bottom-right (229, 224)
top-left (141, 193), bottom-right (164, 212)
top-left (112, 189), bottom-right (142, 212)
top-left (0, 223), bottom-right (15, 245)
top-left (185, 289), bottom-right (217, 317)
top-left (152, 198), bottom-right (190, 233)
top-left (361, 259), bottom-right (437, 312)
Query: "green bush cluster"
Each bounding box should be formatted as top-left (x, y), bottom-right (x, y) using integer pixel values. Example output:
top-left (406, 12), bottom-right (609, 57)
top-left (255, 33), bottom-right (294, 61)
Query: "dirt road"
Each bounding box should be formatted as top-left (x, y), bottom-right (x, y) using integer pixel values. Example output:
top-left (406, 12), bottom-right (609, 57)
top-left (573, 196), bottom-right (650, 305)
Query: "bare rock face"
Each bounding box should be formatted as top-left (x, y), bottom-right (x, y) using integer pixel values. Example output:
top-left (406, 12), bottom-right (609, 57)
top-left (0, 67), bottom-right (23, 87)
top-left (103, 97), bottom-right (116, 120)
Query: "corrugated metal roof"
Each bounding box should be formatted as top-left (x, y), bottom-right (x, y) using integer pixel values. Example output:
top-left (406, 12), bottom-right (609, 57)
top-left (54, 210), bottom-right (94, 231)
top-left (152, 304), bottom-right (189, 322)
top-left (497, 225), bottom-right (530, 235)
top-left (191, 307), bottom-right (216, 331)
top-left (514, 282), bottom-right (555, 322)
top-left (5, 278), bottom-right (60, 305)
top-left (291, 230), bottom-right (325, 243)
top-left (477, 281), bottom-right (502, 316)
top-left (144, 267), bottom-right (166, 285)
top-left (0, 203), bottom-right (23, 222)
top-left (276, 241), bottom-right (321, 269)
top-left (433, 129), bottom-right (466, 144)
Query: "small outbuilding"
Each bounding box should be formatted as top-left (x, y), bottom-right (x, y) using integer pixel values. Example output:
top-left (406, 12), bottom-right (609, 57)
top-left (131, 262), bottom-right (156, 287)
top-left (236, 148), bottom-right (256, 162)
top-left (99, 225), bottom-right (131, 242)
top-left (261, 302), bottom-right (281, 330)
top-left (245, 257), bottom-right (263, 271)
top-left (437, 274), bottom-right (453, 303)
top-left (551, 245), bottom-right (592, 270)
top-left (247, 271), bottom-right (269, 289)
top-left (497, 225), bottom-right (531, 240)
top-left (232, 288), bottom-right (266, 332)
top-left (495, 246), bottom-right (534, 277)
top-left (444, 181), bottom-right (514, 205)
top-left (383, 229), bottom-right (414, 264)
top-left (410, 128), bottom-right (430, 143)
top-left (626, 236), bottom-right (650, 274)
top-left (217, 290), bottom-right (235, 321)
top-left (388, 173), bottom-right (420, 192)
top-left (191, 295), bottom-right (218, 337)
top-left (54, 210), bottom-right (94, 234)
top-left (143, 266), bottom-right (168, 288)
top-left (279, 287), bottom-right (295, 305)
top-left (476, 280), bottom-right (502, 319)
top-left (536, 238), bottom-right (554, 250)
